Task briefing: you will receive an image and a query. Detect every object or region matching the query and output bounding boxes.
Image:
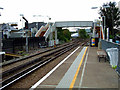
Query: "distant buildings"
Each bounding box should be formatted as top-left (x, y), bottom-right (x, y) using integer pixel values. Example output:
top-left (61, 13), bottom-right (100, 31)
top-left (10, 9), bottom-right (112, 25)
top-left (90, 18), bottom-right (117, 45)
top-left (28, 22), bottom-right (46, 30)
top-left (0, 22), bottom-right (46, 38)
top-left (0, 23), bottom-right (19, 38)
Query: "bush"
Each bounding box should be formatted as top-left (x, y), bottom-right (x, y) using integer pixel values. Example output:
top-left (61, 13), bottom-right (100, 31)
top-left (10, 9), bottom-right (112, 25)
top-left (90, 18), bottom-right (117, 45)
top-left (63, 29), bottom-right (71, 41)
top-left (79, 29), bottom-right (88, 39)
top-left (57, 28), bottom-right (71, 42)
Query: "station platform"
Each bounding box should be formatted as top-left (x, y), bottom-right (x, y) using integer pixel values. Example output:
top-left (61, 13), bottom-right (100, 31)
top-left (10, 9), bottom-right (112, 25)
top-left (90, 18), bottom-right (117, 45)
top-left (30, 46), bottom-right (118, 89)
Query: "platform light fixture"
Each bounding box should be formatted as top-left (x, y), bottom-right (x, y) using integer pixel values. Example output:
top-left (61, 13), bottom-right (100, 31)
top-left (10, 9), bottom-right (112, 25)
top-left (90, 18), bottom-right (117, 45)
top-left (0, 7), bottom-right (3, 10)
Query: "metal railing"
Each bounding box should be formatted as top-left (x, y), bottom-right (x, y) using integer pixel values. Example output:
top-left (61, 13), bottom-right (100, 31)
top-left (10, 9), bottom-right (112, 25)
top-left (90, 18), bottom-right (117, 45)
top-left (44, 24), bottom-right (51, 40)
top-left (44, 23), bottom-right (56, 41)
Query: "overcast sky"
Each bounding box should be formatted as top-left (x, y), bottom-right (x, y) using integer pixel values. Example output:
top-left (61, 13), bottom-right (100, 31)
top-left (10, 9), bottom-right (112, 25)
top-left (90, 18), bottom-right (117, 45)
top-left (0, 0), bottom-right (119, 24)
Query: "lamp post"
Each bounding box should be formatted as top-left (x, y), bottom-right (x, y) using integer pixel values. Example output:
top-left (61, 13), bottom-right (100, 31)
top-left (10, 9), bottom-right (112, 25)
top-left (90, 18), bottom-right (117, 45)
top-left (20, 14), bottom-right (24, 30)
top-left (0, 7), bottom-right (4, 63)
top-left (0, 7), bottom-right (3, 47)
top-left (91, 7), bottom-right (102, 49)
top-left (91, 7), bottom-right (99, 38)
top-left (91, 6), bottom-right (110, 49)
top-left (97, 17), bottom-right (102, 49)
top-left (102, 5), bottom-right (110, 40)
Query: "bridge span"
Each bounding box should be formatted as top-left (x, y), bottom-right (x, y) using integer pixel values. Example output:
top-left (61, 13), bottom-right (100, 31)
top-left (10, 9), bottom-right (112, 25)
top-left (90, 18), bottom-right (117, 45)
top-left (55, 21), bottom-right (93, 27)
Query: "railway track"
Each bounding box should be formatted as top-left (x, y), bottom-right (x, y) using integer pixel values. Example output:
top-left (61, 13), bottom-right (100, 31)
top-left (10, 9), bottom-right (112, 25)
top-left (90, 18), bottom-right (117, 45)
top-left (1, 39), bottom-right (87, 89)
top-left (2, 40), bottom-right (76, 67)
top-left (2, 40), bottom-right (77, 73)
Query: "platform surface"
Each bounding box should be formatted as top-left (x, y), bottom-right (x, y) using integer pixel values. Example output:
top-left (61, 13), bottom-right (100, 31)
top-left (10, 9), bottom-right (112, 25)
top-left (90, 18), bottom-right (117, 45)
top-left (31, 46), bottom-right (118, 89)
top-left (81, 47), bottom-right (118, 89)
top-left (56, 47), bottom-right (87, 88)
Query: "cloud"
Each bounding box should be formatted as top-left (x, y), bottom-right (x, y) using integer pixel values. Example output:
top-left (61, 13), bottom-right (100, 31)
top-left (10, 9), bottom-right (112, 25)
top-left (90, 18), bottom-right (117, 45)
top-left (0, 0), bottom-right (119, 23)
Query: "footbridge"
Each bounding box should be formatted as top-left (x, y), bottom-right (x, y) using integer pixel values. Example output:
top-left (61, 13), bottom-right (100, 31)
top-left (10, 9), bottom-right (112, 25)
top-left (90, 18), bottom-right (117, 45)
top-left (35, 21), bottom-right (93, 46)
top-left (55, 21), bottom-right (93, 27)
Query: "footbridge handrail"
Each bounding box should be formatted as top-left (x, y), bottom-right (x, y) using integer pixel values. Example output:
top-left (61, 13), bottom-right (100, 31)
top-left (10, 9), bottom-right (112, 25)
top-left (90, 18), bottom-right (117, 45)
top-left (35, 23), bottom-right (49, 37)
top-left (44, 23), bottom-right (55, 40)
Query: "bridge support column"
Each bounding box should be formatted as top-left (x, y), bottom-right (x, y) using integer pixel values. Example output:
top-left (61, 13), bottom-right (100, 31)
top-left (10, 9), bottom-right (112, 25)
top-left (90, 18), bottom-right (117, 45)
top-left (55, 28), bottom-right (59, 45)
top-left (48, 24), bottom-right (59, 47)
top-left (49, 32), bottom-right (54, 47)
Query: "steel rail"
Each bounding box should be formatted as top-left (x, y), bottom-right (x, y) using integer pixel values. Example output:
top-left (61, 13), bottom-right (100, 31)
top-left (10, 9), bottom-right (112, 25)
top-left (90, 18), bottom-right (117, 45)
top-left (2, 42), bottom-right (78, 78)
top-left (2, 40), bottom-right (77, 67)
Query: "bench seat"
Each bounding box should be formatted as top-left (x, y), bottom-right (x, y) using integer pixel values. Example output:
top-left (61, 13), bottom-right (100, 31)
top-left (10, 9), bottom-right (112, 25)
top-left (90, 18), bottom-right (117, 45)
top-left (97, 50), bottom-right (107, 62)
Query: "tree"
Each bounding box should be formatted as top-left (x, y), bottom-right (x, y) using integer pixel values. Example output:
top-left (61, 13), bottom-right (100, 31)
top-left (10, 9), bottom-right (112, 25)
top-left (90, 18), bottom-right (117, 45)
top-left (99, 2), bottom-right (120, 39)
top-left (63, 29), bottom-right (71, 40)
top-left (57, 28), bottom-right (71, 42)
top-left (79, 29), bottom-right (87, 39)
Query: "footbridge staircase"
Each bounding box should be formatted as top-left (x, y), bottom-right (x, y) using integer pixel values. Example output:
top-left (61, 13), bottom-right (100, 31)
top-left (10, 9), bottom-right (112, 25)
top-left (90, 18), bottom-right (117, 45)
top-left (35, 23), bottom-right (58, 46)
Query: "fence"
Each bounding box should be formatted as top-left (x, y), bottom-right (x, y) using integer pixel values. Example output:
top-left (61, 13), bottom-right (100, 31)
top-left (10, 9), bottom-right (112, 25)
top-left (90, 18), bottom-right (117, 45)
top-left (2, 37), bottom-right (46, 53)
top-left (101, 40), bottom-right (120, 75)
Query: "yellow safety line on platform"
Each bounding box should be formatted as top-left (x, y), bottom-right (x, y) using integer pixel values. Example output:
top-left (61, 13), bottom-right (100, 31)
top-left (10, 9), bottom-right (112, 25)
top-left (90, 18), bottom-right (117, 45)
top-left (69, 47), bottom-right (88, 90)
top-left (5, 54), bottom-right (21, 57)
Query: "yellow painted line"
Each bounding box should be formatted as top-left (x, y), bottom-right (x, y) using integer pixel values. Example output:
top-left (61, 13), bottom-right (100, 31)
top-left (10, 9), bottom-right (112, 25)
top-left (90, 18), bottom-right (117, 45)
top-left (5, 54), bottom-right (21, 57)
top-left (69, 47), bottom-right (88, 90)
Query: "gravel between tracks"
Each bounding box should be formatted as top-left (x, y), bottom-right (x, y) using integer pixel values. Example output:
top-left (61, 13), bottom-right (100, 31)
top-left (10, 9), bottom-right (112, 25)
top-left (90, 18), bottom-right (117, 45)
top-left (2, 44), bottom-right (67, 73)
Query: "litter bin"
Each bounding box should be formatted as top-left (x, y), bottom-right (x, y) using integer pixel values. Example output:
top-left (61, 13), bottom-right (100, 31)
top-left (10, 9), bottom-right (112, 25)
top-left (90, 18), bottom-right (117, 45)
top-left (90, 37), bottom-right (95, 47)
top-left (106, 48), bottom-right (118, 68)
top-left (90, 37), bottom-right (99, 47)
top-left (92, 38), bottom-right (95, 46)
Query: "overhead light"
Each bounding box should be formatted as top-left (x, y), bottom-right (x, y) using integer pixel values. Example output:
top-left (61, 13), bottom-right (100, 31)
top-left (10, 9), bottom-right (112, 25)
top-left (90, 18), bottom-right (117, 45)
top-left (103, 5), bottom-right (110, 8)
top-left (20, 14), bottom-right (24, 17)
top-left (0, 7), bottom-right (3, 9)
top-left (91, 7), bottom-right (98, 9)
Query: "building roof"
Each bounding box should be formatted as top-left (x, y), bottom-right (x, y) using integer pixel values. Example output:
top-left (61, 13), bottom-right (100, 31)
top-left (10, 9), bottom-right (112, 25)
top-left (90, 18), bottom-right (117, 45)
top-left (28, 22), bottom-right (46, 30)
